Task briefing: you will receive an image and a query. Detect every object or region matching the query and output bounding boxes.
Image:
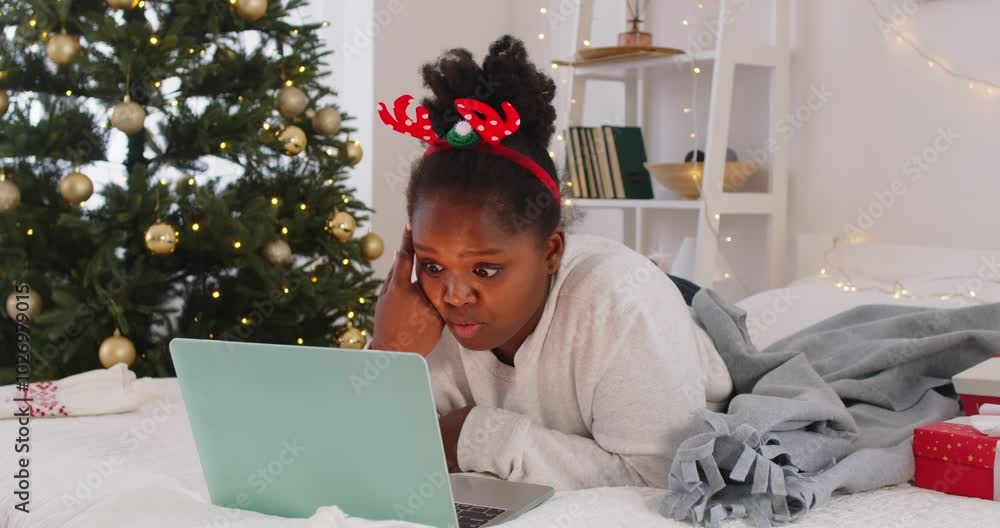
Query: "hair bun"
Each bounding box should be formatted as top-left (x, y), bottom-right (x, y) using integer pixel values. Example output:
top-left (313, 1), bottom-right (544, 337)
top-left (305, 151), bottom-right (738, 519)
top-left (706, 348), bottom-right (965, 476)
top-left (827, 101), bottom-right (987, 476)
top-left (420, 35), bottom-right (557, 147)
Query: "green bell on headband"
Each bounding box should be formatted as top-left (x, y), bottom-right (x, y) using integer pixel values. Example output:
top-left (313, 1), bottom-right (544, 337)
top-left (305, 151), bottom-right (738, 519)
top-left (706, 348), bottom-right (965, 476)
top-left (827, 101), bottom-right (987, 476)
top-left (446, 121), bottom-right (480, 149)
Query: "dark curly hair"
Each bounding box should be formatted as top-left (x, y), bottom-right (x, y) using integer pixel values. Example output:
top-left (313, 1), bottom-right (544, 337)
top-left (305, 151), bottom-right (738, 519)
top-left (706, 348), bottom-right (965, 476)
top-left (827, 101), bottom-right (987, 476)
top-left (405, 35), bottom-right (562, 244)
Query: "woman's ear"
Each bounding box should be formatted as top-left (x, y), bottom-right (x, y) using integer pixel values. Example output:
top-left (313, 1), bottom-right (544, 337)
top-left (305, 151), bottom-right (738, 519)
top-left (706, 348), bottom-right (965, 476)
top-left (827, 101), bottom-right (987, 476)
top-left (544, 226), bottom-right (565, 274)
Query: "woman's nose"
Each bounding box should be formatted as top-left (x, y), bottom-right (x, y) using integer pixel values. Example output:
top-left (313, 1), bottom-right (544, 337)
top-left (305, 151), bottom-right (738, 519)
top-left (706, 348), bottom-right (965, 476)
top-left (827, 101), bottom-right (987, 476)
top-left (442, 277), bottom-right (476, 307)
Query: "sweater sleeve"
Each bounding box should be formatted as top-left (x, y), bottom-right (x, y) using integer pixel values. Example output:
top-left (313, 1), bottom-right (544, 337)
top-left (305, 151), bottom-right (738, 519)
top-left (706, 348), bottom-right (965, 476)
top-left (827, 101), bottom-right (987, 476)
top-left (455, 287), bottom-right (710, 490)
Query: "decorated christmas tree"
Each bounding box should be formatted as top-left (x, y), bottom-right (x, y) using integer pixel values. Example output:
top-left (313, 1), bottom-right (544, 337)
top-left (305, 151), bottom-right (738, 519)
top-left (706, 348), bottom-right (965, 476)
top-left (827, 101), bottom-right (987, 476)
top-left (0, 0), bottom-right (383, 384)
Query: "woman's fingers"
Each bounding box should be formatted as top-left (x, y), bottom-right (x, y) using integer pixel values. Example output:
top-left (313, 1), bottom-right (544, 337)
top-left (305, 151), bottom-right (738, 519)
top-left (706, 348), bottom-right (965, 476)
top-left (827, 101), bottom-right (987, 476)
top-left (392, 224), bottom-right (415, 287)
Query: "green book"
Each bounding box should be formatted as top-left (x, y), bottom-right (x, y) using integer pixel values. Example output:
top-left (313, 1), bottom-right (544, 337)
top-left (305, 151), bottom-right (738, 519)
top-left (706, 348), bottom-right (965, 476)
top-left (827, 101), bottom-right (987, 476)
top-left (604, 126), bottom-right (654, 199)
top-left (582, 127), bottom-right (602, 198)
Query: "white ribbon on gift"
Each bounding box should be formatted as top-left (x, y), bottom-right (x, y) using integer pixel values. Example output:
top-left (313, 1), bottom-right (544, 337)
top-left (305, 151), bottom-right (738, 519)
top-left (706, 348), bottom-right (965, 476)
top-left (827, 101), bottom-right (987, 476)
top-left (970, 404), bottom-right (1000, 438)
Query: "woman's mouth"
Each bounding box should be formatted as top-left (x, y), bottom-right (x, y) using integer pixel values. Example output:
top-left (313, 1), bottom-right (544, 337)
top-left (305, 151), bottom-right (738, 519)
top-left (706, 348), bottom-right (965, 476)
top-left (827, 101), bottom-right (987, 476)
top-left (448, 321), bottom-right (484, 339)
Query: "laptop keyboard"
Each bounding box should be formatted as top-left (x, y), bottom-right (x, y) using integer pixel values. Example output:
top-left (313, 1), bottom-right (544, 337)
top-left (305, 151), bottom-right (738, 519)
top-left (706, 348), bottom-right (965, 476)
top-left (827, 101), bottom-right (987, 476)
top-left (455, 502), bottom-right (506, 528)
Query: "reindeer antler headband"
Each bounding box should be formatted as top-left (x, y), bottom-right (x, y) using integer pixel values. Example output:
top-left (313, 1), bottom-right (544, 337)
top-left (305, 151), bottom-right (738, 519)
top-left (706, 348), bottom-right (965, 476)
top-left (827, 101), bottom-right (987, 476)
top-left (377, 95), bottom-right (560, 202)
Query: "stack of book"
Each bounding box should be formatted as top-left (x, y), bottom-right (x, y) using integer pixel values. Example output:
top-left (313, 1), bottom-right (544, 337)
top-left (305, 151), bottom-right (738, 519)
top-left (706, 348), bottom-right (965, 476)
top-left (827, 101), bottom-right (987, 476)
top-left (564, 126), bottom-right (655, 199)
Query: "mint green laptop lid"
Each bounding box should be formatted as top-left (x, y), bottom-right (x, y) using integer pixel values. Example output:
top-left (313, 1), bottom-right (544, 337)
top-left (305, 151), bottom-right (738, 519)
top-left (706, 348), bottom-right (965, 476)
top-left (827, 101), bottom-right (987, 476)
top-left (169, 338), bottom-right (459, 527)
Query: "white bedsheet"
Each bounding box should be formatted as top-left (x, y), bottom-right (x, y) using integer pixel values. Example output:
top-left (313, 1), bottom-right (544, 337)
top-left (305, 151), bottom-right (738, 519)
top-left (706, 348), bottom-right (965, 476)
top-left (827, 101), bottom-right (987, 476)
top-left (3, 277), bottom-right (1000, 527)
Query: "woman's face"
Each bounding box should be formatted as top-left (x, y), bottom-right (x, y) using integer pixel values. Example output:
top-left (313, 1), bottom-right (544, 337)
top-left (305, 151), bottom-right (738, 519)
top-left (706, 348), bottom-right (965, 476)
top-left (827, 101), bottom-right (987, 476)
top-left (411, 193), bottom-right (563, 352)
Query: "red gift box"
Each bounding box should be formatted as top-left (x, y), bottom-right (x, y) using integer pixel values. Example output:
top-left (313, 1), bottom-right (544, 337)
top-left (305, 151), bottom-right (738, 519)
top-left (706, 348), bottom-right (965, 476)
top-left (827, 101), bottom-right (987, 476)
top-left (953, 358), bottom-right (1000, 416)
top-left (913, 418), bottom-right (999, 501)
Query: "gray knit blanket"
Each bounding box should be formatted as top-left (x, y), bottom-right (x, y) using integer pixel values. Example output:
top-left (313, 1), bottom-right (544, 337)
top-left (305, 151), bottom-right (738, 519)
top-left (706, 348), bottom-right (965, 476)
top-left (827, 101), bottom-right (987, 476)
top-left (662, 289), bottom-right (1000, 527)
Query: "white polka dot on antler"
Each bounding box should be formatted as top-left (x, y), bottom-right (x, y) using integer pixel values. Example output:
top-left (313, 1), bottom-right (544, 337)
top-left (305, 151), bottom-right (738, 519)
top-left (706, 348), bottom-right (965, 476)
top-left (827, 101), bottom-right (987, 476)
top-left (516, 119), bottom-right (521, 125)
top-left (457, 103), bottom-right (466, 109)
top-left (491, 136), bottom-right (499, 142)
top-left (477, 125), bottom-right (485, 131)
top-left (421, 114), bottom-right (429, 119)
top-left (490, 120), bottom-right (498, 125)
top-left (504, 130), bottom-right (512, 135)
top-left (377, 103), bottom-right (385, 110)
top-left (404, 119), bottom-right (412, 126)
top-left (423, 125), bottom-right (431, 130)
top-left (423, 136), bottom-right (431, 140)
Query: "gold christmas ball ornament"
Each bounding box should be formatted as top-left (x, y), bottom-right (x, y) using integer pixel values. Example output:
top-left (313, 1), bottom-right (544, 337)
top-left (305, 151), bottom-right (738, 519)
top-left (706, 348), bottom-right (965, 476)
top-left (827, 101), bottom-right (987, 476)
top-left (341, 140), bottom-right (363, 166)
top-left (106, 0), bottom-right (140, 9)
top-left (46, 32), bottom-right (81, 66)
top-left (263, 239), bottom-right (293, 266)
top-left (234, 0), bottom-right (268, 22)
top-left (110, 99), bottom-right (147, 134)
top-left (98, 329), bottom-right (137, 368)
top-left (59, 170), bottom-right (94, 204)
top-left (277, 86), bottom-right (308, 119)
top-left (5, 289), bottom-right (42, 321)
top-left (338, 326), bottom-right (365, 349)
top-left (0, 176), bottom-right (20, 213)
top-left (325, 211), bottom-right (356, 243)
top-left (278, 125), bottom-right (307, 156)
top-left (0, 90), bottom-right (9, 118)
top-left (144, 222), bottom-right (179, 255)
top-left (312, 107), bottom-right (342, 136)
top-left (359, 232), bottom-right (384, 261)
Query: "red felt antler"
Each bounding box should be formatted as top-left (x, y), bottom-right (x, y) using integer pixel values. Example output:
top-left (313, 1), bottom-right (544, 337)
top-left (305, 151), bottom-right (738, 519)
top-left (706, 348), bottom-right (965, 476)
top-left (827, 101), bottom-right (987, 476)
top-left (454, 99), bottom-right (521, 145)
top-left (377, 95), bottom-right (442, 144)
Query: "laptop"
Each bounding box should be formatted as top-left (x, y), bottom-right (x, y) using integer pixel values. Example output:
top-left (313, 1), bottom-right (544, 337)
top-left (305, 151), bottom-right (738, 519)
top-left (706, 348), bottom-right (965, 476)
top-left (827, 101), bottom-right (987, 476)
top-left (169, 338), bottom-right (553, 527)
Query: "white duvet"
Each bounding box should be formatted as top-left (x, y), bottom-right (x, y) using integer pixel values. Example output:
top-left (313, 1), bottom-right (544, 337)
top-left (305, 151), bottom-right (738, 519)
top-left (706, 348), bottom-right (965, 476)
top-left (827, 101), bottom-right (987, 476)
top-left (3, 276), bottom-right (1000, 527)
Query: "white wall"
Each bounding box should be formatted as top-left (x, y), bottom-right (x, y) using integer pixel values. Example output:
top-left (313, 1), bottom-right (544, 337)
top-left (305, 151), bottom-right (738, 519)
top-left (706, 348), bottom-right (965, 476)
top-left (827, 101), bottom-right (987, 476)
top-left (790, 0), bottom-right (1000, 254)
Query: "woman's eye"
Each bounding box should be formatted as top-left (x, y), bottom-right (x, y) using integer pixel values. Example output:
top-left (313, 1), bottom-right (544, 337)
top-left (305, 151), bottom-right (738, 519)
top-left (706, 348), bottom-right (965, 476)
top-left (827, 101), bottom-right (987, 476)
top-left (474, 266), bottom-right (500, 279)
top-left (421, 262), bottom-right (443, 274)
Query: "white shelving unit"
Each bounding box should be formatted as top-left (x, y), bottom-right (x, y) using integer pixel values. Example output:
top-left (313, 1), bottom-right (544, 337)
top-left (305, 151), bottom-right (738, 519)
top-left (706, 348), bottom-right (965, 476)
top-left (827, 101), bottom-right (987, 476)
top-left (561, 0), bottom-right (791, 289)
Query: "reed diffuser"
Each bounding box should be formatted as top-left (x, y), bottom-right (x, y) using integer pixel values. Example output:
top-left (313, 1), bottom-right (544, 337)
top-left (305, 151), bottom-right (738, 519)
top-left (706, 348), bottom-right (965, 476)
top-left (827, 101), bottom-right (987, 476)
top-left (619, 0), bottom-right (652, 47)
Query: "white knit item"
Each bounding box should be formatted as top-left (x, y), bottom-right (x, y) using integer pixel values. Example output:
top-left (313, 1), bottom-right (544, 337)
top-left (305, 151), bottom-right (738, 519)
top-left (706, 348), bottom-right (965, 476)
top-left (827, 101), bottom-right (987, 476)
top-left (1, 363), bottom-right (156, 419)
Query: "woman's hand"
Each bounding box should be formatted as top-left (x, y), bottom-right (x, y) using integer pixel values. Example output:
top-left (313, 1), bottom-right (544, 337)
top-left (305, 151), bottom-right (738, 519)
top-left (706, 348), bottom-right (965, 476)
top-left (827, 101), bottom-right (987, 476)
top-left (370, 224), bottom-right (444, 356)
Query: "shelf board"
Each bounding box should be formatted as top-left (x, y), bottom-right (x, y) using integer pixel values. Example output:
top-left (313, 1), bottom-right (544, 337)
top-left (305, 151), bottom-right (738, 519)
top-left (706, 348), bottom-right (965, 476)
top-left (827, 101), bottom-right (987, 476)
top-left (570, 198), bottom-right (703, 210)
top-left (554, 50), bottom-right (716, 79)
top-left (571, 192), bottom-right (776, 215)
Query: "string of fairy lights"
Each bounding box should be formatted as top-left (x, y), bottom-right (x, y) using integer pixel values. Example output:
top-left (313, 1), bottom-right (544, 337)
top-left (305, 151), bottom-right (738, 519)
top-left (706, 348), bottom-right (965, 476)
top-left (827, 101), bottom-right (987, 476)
top-left (540, 0), bottom-right (997, 304)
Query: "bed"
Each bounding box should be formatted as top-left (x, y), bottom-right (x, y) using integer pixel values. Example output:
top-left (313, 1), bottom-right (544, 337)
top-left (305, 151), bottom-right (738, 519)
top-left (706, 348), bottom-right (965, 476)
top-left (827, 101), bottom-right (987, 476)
top-left (3, 238), bottom-right (1000, 527)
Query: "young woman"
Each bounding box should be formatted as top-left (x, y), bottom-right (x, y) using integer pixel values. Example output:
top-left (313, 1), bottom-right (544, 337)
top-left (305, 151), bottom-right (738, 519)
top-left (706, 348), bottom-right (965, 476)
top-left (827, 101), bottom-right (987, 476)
top-left (370, 35), bottom-right (732, 491)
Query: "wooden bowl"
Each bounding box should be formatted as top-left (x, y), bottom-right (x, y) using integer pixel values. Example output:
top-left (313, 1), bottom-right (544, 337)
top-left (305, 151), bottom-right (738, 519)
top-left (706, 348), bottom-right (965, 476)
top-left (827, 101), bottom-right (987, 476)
top-left (645, 161), bottom-right (759, 199)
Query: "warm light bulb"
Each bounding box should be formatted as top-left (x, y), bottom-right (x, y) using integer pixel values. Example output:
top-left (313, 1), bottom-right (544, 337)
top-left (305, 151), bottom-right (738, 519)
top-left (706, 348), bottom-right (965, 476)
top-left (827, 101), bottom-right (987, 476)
top-left (154, 81), bottom-right (161, 88)
top-left (564, 198), bottom-right (573, 206)
top-left (359, 297), bottom-right (366, 304)
top-left (347, 311), bottom-right (356, 319)
top-left (283, 287), bottom-right (290, 294)
top-left (26, 228), bottom-right (34, 236)
top-left (263, 123), bottom-right (271, 130)
top-left (220, 141), bottom-right (228, 150)
top-left (693, 67), bottom-right (702, 74)
top-left (188, 178), bottom-right (195, 186)
top-left (191, 223), bottom-right (200, 231)
top-left (551, 63), bottom-right (559, 70)
top-left (159, 178), bottom-right (168, 185)
top-left (149, 36), bottom-right (159, 45)
top-left (311, 276), bottom-right (318, 283)
top-left (271, 197), bottom-right (279, 205)
top-left (549, 150), bottom-right (556, 158)
top-left (281, 226), bottom-right (289, 235)
top-left (285, 80), bottom-right (294, 87)
top-left (689, 132), bottom-right (696, 139)
top-left (713, 213), bottom-right (721, 221)
top-left (297, 338), bottom-right (304, 344)
top-left (819, 267), bottom-right (827, 276)
top-left (233, 241), bottom-right (242, 249)
top-left (540, 7), bottom-right (547, 14)
top-left (928, 61), bottom-right (935, 68)
top-left (65, 90), bottom-right (73, 96)
top-left (537, 33), bottom-right (545, 40)
top-left (212, 290), bottom-right (221, 299)
top-left (724, 236), bottom-right (733, 242)
top-left (723, 272), bottom-right (731, 279)
top-left (342, 258), bottom-right (349, 265)
top-left (299, 203), bottom-right (307, 211)
top-left (682, 20), bottom-right (689, 26)
top-left (583, 39), bottom-right (591, 47)
top-left (241, 317), bottom-right (249, 325)
top-left (970, 290), bottom-right (977, 298)
top-left (298, 66), bottom-right (306, 73)
top-left (683, 107), bottom-right (692, 113)
top-left (29, 19), bottom-right (36, 27)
